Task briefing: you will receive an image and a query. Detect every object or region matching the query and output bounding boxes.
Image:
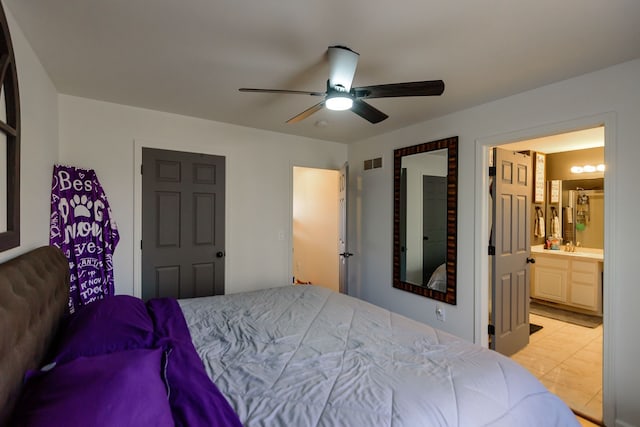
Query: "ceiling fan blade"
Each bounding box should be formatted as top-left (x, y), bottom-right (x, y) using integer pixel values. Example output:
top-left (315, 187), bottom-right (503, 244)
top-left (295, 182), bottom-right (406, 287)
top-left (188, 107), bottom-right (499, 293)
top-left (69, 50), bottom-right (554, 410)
top-left (328, 46), bottom-right (359, 92)
top-left (354, 80), bottom-right (445, 99)
top-left (239, 88), bottom-right (325, 96)
top-left (351, 99), bottom-right (388, 124)
top-left (286, 101), bottom-right (325, 124)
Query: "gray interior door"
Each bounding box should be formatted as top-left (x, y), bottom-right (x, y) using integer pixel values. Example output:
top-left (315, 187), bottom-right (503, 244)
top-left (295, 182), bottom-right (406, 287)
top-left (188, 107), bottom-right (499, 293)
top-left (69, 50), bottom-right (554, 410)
top-left (142, 148), bottom-right (225, 300)
top-left (491, 148), bottom-right (532, 356)
top-left (422, 175), bottom-right (447, 283)
top-left (338, 163), bottom-right (350, 294)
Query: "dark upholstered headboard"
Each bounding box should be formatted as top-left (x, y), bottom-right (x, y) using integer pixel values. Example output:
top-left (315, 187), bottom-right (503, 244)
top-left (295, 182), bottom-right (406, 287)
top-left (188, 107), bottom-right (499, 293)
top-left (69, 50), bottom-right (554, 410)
top-left (0, 246), bottom-right (69, 424)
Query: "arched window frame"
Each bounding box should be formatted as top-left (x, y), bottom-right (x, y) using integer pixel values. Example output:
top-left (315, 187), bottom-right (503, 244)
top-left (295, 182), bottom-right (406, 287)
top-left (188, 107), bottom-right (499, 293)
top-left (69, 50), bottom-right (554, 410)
top-left (0, 2), bottom-right (20, 252)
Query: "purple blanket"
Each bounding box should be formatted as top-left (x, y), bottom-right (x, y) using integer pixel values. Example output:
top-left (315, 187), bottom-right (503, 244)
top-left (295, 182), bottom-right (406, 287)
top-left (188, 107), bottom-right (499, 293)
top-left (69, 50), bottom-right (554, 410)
top-left (147, 298), bottom-right (243, 427)
top-left (49, 165), bottom-right (120, 313)
top-left (12, 295), bottom-right (243, 427)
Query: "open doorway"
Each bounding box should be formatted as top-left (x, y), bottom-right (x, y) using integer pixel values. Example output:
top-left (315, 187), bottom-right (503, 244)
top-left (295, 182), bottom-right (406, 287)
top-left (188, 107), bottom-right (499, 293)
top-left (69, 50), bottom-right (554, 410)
top-left (292, 166), bottom-right (340, 292)
top-left (488, 127), bottom-right (605, 423)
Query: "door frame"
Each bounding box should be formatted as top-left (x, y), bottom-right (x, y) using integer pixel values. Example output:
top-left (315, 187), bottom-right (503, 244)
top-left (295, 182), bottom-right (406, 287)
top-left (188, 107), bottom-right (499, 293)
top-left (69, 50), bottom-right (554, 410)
top-left (133, 139), bottom-right (232, 298)
top-left (473, 112), bottom-right (616, 426)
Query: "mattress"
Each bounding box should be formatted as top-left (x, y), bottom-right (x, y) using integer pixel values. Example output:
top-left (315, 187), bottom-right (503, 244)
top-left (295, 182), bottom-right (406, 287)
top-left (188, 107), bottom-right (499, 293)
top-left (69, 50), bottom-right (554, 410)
top-left (179, 285), bottom-right (578, 426)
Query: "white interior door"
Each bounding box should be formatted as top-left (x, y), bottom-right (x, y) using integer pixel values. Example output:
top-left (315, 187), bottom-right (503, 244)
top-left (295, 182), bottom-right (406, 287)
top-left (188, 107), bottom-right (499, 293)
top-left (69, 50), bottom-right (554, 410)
top-left (491, 148), bottom-right (532, 356)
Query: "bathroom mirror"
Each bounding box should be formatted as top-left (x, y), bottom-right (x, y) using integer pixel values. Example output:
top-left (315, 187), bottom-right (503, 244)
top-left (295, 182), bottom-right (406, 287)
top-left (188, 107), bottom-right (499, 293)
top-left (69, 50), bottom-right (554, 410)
top-left (393, 136), bottom-right (458, 304)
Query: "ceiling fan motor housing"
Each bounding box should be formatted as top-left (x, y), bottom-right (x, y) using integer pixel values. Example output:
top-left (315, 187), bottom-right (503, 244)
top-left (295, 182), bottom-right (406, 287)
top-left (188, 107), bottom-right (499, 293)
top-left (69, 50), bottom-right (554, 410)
top-left (328, 46), bottom-right (360, 92)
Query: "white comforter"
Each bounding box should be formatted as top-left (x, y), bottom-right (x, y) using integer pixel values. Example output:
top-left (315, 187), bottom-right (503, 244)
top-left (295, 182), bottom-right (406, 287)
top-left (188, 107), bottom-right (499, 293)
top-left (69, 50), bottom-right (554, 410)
top-left (179, 286), bottom-right (578, 427)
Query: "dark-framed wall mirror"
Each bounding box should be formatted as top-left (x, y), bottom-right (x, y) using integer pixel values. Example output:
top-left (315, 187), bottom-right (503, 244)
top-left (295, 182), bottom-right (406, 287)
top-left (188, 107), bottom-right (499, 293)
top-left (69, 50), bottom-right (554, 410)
top-left (393, 136), bottom-right (458, 304)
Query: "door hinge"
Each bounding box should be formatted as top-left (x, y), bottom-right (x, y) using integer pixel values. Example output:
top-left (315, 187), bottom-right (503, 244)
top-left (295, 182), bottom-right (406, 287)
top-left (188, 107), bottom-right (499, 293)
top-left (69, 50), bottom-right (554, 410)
top-left (140, 164), bottom-right (143, 175)
top-left (488, 324), bottom-right (495, 335)
top-left (488, 166), bottom-right (496, 177)
top-left (140, 240), bottom-right (142, 250)
top-left (488, 245), bottom-right (495, 255)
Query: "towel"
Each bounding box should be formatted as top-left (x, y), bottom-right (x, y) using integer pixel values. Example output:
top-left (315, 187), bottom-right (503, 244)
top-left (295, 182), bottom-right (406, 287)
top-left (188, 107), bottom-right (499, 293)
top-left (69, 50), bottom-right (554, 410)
top-left (534, 209), bottom-right (545, 238)
top-left (565, 206), bottom-right (573, 224)
top-left (49, 165), bottom-right (120, 313)
top-left (551, 216), bottom-right (560, 238)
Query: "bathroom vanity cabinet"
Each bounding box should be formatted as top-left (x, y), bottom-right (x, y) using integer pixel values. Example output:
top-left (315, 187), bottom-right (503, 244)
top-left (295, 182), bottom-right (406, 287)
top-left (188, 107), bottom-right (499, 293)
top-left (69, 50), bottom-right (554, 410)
top-left (530, 246), bottom-right (603, 315)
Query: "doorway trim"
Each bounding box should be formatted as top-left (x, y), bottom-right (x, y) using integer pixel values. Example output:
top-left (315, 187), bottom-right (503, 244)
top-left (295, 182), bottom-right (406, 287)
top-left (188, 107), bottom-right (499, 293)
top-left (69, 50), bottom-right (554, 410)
top-left (473, 112), bottom-right (616, 426)
top-left (133, 138), bottom-right (232, 298)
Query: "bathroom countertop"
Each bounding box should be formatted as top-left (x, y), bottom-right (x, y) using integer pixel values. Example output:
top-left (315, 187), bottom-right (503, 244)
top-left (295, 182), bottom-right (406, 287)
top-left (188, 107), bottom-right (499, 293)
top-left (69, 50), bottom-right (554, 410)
top-left (531, 244), bottom-right (604, 261)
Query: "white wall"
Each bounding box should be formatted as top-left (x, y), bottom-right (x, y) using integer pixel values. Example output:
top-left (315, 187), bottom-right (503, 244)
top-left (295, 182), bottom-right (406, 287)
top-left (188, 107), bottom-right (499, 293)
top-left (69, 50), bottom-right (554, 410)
top-left (348, 58), bottom-right (640, 427)
top-left (57, 95), bottom-right (347, 296)
top-left (0, 5), bottom-right (58, 263)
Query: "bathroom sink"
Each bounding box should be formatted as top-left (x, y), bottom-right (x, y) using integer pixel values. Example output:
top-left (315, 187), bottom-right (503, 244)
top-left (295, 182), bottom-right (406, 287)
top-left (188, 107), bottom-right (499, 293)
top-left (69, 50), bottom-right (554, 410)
top-left (530, 244), bottom-right (604, 261)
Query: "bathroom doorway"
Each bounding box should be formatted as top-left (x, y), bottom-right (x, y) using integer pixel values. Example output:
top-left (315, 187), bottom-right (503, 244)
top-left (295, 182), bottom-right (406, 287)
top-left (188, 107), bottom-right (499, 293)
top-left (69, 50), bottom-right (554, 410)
top-left (292, 166), bottom-right (340, 292)
top-left (488, 126), bottom-right (605, 423)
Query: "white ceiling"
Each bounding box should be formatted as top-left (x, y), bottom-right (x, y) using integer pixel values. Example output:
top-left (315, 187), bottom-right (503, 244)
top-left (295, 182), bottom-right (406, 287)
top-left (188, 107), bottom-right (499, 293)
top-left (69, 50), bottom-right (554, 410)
top-left (5, 0), bottom-right (640, 143)
top-left (503, 127), bottom-right (604, 154)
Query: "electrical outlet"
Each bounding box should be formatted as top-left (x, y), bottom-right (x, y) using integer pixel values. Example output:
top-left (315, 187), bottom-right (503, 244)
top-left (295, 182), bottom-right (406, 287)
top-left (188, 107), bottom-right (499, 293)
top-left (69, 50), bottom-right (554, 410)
top-left (435, 305), bottom-right (445, 322)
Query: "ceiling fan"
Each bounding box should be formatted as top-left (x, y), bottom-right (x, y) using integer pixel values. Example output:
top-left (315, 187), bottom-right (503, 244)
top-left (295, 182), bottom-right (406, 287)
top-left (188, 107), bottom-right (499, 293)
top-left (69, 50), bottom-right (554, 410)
top-left (239, 45), bottom-right (445, 124)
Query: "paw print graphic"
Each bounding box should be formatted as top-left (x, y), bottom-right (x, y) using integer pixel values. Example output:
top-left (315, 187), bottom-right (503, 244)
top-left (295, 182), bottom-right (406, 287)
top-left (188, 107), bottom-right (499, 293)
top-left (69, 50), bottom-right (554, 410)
top-left (70, 194), bottom-right (93, 218)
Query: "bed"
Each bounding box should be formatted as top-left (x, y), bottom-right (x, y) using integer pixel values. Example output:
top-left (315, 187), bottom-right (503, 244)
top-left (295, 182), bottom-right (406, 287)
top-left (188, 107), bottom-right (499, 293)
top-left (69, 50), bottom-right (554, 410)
top-left (425, 263), bottom-right (447, 292)
top-left (1, 246), bottom-right (579, 426)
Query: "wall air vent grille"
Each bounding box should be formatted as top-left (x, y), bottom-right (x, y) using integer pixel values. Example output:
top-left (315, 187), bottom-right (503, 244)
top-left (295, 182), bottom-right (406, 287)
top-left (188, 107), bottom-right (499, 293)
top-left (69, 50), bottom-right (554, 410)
top-left (364, 157), bottom-right (383, 171)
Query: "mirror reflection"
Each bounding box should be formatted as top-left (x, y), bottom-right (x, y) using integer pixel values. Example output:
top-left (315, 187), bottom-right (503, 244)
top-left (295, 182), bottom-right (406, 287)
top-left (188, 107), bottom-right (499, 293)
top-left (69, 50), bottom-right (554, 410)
top-left (399, 149), bottom-right (448, 291)
top-left (393, 136), bottom-right (457, 304)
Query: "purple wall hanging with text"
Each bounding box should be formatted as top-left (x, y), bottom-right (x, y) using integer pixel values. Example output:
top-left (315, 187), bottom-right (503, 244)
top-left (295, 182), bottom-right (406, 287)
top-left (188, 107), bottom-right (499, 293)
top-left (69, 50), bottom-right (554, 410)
top-left (49, 165), bottom-right (120, 313)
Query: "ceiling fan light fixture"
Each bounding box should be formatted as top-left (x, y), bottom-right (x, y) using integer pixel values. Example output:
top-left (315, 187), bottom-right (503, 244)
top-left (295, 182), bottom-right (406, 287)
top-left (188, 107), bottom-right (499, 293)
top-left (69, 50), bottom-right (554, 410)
top-left (240, 45), bottom-right (444, 124)
top-left (325, 93), bottom-right (353, 111)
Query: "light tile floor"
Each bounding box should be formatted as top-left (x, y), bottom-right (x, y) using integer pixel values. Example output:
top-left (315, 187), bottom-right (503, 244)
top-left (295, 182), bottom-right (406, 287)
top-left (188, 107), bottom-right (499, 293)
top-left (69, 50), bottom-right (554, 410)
top-left (511, 313), bottom-right (603, 423)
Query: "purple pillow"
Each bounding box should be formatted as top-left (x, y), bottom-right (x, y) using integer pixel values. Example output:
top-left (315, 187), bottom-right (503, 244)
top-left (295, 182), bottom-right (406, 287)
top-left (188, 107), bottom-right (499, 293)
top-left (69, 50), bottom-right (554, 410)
top-left (12, 349), bottom-right (174, 427)
top-left (53, 295), bottom-right (155, 363)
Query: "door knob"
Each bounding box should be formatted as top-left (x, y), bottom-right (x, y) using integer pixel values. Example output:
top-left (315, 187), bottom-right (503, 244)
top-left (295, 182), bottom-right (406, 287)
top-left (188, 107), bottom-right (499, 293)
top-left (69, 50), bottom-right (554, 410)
top-left (526, 257), bottom-right (536, 264)
top-left (216, 251), bottom-right (225, 258)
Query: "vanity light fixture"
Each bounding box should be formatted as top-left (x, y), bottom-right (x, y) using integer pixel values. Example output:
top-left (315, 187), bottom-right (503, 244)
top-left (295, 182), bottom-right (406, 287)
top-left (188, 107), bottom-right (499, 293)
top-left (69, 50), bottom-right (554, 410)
top-left (570, 164), bottom-right (605, 174)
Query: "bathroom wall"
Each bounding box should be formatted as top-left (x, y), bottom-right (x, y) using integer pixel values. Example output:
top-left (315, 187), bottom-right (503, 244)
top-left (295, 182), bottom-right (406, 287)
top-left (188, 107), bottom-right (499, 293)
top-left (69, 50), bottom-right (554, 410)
top-left (546, 147), bottom-right (604, 181)
top-left (546, 147), bottom-right (605, 249)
